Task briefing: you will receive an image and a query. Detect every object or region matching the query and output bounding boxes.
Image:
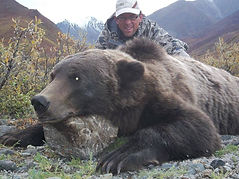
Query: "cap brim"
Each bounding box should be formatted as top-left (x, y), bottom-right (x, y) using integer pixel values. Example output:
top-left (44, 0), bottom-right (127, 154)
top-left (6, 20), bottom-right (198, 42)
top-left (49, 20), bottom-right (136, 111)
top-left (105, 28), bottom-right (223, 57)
top-left (116, 8), bottom-right (140, 17)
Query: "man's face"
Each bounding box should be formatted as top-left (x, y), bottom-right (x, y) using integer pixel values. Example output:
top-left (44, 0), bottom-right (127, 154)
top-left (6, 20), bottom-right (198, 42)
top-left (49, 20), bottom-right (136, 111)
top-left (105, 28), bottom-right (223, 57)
top-left (115, 13), bottom-right (143, 37)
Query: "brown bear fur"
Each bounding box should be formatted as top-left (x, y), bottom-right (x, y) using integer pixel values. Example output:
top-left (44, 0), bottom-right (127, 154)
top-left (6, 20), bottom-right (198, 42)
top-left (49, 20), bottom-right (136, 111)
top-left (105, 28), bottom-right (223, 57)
top-left (1, 37), bottom-right (239, 174)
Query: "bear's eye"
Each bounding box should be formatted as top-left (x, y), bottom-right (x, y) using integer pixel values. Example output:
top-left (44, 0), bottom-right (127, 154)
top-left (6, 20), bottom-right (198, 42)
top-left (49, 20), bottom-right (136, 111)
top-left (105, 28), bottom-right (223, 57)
top-left (73, 76), bottom-right (81, 83)
top-left (69, 73), bottom-right (80, 82)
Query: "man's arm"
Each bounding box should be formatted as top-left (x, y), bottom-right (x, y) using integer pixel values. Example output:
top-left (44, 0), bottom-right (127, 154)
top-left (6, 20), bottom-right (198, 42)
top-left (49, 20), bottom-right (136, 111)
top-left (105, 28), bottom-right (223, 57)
top-left (96, 29), bottom-right (124, 49)
top-left (95, 29), bottom-right (108, 49)
top-left (150, 23), bottom-right (189, 57)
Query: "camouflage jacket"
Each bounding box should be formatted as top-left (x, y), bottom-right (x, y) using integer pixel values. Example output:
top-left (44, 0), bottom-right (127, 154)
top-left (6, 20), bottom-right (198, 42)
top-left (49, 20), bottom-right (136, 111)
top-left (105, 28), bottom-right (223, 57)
top-left (95, 15), bottom-right (189, 56)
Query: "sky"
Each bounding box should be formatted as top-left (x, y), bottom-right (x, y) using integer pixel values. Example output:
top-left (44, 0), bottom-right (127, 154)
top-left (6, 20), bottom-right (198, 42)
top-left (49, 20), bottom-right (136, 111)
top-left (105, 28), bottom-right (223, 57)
top-left (15, 0), bottom-right (181, 26)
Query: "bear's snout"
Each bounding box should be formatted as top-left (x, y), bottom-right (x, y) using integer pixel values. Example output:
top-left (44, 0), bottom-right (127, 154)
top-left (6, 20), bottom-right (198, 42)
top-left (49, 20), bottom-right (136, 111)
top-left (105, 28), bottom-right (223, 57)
top-left (31, 95), bottom-right (50, 115)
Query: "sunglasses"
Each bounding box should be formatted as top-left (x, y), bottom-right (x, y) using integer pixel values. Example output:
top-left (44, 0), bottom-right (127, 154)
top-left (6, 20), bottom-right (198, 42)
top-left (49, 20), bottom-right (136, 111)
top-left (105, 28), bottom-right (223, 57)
top-left (117, 15), bottom-right (139, 21)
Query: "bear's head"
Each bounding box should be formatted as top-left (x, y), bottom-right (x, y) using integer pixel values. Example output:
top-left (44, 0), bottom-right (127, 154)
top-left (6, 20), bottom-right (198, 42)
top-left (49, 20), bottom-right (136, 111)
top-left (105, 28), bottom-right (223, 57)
top-left (31, 48), bottom-right (146, 123)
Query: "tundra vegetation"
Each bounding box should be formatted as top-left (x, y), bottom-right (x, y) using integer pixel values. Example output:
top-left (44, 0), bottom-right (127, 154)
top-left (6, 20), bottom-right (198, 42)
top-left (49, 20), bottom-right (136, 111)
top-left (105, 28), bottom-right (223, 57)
top-left (0, 18), bottom-right (92, 119)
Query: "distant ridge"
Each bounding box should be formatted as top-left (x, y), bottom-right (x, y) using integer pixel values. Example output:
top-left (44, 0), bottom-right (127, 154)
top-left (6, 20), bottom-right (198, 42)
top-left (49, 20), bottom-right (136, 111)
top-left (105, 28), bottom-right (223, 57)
top-left (57, 17), bottom-right (104, 44)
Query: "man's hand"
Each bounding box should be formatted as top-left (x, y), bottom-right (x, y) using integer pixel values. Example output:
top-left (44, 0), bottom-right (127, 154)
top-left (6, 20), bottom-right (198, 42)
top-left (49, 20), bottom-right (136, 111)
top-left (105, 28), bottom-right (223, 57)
top-left (175, 49), bottom-right (190, 57)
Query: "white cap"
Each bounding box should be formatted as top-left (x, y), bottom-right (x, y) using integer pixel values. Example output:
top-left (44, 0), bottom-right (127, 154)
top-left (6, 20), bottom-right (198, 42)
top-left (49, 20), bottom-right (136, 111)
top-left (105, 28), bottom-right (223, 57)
top-left (115, 0), bottom-right (140, 17)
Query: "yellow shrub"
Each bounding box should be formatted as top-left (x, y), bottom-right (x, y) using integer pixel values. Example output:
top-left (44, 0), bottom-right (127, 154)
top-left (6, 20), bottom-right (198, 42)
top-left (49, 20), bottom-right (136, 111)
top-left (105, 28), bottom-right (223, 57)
top-left (200, 38), bottom-right (239, 77)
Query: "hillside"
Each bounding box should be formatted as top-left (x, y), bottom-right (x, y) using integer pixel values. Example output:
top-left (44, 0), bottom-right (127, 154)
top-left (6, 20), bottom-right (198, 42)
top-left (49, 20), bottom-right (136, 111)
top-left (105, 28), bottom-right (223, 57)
top-left (148, 0), bottom-right (239, 57)
top-left (185, 10), bottom-right (239, 56)
top-left (0, 0), bottom-right (60, 48)
top-left (148, 0), bottom-right (215, 38)
top-left (148, 0), bottom-right (239, 39)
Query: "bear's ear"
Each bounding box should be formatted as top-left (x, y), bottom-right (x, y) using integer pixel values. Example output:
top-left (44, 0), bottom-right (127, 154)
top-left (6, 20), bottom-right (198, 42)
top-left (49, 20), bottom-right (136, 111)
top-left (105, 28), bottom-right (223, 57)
top-left (116, 60), bottom-right (144, 86)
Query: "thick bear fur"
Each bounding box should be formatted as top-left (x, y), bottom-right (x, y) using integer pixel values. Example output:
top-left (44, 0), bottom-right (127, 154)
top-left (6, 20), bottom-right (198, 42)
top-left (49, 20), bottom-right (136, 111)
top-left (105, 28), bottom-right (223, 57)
top-left (1, 37), bottom-right (239, 174)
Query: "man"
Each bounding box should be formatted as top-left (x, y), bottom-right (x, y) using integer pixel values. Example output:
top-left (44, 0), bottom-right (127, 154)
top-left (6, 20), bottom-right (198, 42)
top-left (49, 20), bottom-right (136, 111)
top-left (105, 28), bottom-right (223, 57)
top-left (96, 0), bottom-right (189, 57)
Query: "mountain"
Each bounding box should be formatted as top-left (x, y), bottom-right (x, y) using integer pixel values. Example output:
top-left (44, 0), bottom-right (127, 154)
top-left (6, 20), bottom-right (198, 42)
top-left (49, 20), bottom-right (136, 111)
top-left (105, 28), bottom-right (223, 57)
top-left (213, 0), bottom-right (239, 17)
top-left (84, 17), bottom-right (104, 44)
top-left (148, 0), bottom-right (213, 38)
top-left (147, 0), bottom-right (239, 56)
top-left (148, 0), bottom-right (239, 38)
top-left (0, 0), bottom-right (60, 48)
top-left (57, 20), bottom-right (85, 40)
top-left (57, 17), bottom-right (104, 44)
top-left (185, 10), bottom-right (239, 56)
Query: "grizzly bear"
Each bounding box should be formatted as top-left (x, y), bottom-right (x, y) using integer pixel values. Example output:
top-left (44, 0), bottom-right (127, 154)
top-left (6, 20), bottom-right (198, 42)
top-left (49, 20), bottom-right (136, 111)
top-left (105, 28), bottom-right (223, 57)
top-left (1, 37), bottom-right (239, 174)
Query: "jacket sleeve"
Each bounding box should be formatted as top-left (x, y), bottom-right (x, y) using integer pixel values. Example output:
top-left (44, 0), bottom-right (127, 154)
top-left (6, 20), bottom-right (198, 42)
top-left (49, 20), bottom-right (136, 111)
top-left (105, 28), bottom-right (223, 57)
top-left (95, 28), bottom-right (123, 49)
top-left (95, 27), bottom-right (109, 49)
top-left (151, 23), bottom-right (189, 56)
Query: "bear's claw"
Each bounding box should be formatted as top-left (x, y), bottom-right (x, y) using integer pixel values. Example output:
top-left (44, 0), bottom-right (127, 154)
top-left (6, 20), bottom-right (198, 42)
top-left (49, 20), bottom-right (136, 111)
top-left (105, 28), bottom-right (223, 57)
top-left (0, 134), bottom-right (20, 146)
top-left (96, 143), bottom-right (159, 175)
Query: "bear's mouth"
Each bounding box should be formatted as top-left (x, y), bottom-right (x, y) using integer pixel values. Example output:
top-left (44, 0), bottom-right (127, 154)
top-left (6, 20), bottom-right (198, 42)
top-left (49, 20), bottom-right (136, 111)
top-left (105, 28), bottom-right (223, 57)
top-left (37, 111), bottom-right (91, 124)
top-left (37, 112), bottom-right (74, 124)
top-left (39, 117), bottom-right (66, 124)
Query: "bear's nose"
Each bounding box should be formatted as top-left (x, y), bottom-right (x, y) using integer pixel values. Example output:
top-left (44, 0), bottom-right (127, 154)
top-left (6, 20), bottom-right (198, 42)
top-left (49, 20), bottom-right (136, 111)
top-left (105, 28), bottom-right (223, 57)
top-left (31, 95), bottom-right (50, 115)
